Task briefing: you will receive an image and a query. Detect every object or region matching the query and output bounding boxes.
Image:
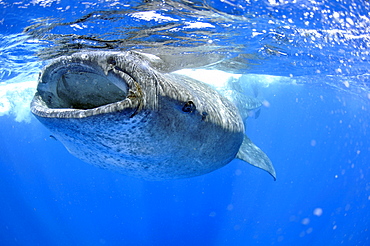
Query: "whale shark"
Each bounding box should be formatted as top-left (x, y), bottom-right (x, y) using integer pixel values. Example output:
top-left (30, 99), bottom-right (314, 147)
top-left (30, 51), bottom-right (276, 180)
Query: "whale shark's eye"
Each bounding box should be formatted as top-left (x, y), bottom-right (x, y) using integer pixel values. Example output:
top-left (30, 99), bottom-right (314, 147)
top-left (182, 101), bottom-right (196, 113)
top-left (107, 56), bottom-right (117, 66)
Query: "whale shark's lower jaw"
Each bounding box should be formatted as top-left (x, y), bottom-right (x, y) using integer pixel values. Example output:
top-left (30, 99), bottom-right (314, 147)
top-left (30, 57), bottom-right (137, 119)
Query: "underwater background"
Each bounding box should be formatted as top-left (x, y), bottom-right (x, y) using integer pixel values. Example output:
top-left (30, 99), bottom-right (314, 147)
top-left (0, 0), bottom-right (369, 245)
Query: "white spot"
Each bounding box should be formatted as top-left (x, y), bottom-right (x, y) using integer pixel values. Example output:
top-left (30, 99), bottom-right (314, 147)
top-left (130, 11), bottom-right (178, 22)
top-left (268, 0), bottom-right (278, 6)
top-left (235, 169), bottom-right (242, 176)
top-left (333, 12), bottom-right (340, 19)
top-left (346, 17), bottom-right (354, 26)
top-left (252, 31), bottom-right (262, 37)
top-left (70, 23), bottom-right (86, 30)
top-left (81, 53), bottom-right (89, 60)
top-left (184, 22), bottom-right (215, 29)
top-left (313, 208), bottom-right (323, 216)
top-left (301, 218), bottom-right (310, 225)
top-left (262, 100), bottom-right (270, 108)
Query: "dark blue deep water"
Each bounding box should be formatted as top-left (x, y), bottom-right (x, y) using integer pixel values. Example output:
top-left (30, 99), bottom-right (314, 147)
top-left (0, 1), bottom-right (369, 245)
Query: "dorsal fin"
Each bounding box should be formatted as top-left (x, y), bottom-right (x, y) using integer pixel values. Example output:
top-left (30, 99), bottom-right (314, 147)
top-left (236, 135), bottom-right (276, 180)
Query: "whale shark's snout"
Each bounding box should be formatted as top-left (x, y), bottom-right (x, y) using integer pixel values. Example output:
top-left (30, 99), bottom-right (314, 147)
top-left (30, 51), bottom-right (276, 180)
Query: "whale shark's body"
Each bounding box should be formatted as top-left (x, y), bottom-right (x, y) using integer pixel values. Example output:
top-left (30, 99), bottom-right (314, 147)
top-left (31, 51), bottom-right (276, 180)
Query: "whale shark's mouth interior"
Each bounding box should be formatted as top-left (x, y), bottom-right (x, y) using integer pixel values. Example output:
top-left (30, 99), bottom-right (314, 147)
top-left (46, 65), bottom-right (128, 110)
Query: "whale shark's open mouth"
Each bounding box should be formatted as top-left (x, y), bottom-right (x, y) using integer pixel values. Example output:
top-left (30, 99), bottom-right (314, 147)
top-left (54, 68), bottom-right (128, 109)
top-left (30, 55), bottom-right (143, 119)
top-left (37, 62), bottom-right (129, 110)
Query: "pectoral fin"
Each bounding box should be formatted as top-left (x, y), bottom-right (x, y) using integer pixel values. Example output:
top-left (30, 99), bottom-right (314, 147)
top-left (236, 135), bottom-right (276, 180)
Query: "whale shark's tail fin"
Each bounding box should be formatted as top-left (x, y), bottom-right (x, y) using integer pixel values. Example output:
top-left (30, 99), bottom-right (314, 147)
top-left (236, 135), bottom-right (276, 180)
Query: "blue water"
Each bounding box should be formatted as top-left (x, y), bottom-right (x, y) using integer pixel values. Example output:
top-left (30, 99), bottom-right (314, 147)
top-left (1, 1), bottom-right (369, 245)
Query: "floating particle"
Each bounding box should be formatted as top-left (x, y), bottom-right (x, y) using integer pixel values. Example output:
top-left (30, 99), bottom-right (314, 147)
top-left (235, 169), bottom-right (242, 176)
top-left (227, 204), bottom-right (234, 211)
top-left (313, 208), bottom-right (323, 216)
top-left (301, 218), bottom-right (310, 225)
